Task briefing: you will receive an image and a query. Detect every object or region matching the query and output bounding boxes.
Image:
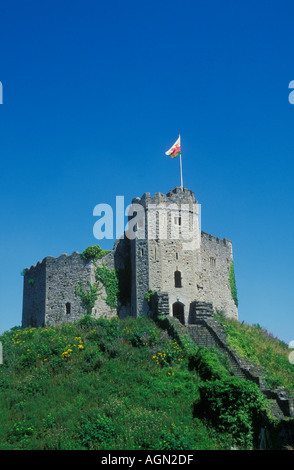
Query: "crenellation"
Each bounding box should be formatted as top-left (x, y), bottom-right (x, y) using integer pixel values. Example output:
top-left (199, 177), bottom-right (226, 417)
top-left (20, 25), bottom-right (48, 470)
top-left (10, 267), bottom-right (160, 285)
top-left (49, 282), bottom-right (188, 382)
top-left (201, 231), bottom-right (231, 247)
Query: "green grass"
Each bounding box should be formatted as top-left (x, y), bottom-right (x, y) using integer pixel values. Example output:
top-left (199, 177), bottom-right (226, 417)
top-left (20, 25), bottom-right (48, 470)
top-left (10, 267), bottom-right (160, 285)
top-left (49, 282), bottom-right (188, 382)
top-left (0, 316), bottom-right (234, 450)
top-left (215, 313), bottom-right (294, 394)
top-left (0, 314), bottom-right (288, 450)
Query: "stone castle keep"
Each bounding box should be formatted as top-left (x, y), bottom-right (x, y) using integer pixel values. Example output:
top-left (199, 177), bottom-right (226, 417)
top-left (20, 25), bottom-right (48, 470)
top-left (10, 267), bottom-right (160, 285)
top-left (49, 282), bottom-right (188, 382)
top-left (22, 187), bottom-right (238, 328)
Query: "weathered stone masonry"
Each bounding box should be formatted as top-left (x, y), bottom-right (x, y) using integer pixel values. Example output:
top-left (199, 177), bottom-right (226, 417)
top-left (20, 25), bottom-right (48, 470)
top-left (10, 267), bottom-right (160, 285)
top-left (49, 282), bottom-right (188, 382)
top-left (22, 251), bottom-right (115, 327)
top-left (22, 186), bottom-right (238, 327)
top-left (129, 186), bottom-right (238, 322)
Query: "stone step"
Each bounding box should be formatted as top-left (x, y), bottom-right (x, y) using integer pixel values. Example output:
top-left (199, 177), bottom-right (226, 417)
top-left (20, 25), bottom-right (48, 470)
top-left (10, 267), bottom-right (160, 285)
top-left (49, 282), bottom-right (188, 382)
top-left (186, 325), bottom-right (248, 379)
top-left (267, 399), bottom-right (285, 420)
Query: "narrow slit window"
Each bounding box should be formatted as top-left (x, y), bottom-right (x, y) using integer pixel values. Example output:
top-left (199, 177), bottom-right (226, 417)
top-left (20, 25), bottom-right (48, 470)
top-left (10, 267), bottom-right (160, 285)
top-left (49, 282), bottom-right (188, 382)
top-left (66, 302), bottom-right (71, 314)
top-left (210, 257), bottom-right (216, 267)
top-left (174, 270), bottom-right (182, 288)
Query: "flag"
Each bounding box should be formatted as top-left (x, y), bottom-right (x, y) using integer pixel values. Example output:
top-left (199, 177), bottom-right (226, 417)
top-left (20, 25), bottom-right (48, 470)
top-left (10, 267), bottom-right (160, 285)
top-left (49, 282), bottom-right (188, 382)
top-left (165, 135), bottom-right (181, 158)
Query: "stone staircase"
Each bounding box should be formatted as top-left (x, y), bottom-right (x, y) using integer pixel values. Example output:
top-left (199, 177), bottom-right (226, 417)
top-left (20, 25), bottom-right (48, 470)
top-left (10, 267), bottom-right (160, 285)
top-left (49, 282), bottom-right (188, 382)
top-left (153, 294), bottom-right (294, 420)
top-left (267, 400), bottom-right (286, 421)
top-left (187, 323), bottom-right (247, 380)
top-left (156, 292), bottom-right (169, 316)
top-left (165, 307), bottom-right (294, 420)
top-left (187, 316), bottom-right (294, 419)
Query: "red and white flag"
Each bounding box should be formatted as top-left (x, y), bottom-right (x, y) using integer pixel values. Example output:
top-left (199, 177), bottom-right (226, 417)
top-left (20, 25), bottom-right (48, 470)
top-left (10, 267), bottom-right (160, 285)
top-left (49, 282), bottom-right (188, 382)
top-left (165, 135), bottom-right (181, 158)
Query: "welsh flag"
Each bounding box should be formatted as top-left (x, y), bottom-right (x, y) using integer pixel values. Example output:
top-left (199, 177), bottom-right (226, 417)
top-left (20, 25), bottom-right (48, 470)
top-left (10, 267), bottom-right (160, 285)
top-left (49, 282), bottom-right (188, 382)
top-left (165, 135), bottom-right (181, 158)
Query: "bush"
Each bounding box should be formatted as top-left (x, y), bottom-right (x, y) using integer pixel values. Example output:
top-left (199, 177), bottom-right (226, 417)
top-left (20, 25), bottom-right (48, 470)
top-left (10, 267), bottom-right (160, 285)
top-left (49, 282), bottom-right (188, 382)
top-left (152, 340), bottom-right (184, 368)
top-left (8, 420), bottom-right (35, 443)
top-left (189, 347), bottom-right (232, 380)
top-left (121, 317), bottom-right (162, 348)
top-left (81, 245), bottom-right (110, 261)
top-left (78, 314), bottom-right (98, 329)
top-left (198, 377), bottom-right (268, 448)
top-left (82, 347), bottom-right (105, 372)
top-left (77, 415), bottom-right (115, 449)
top-left (158, 424), bottom-right (195, 450)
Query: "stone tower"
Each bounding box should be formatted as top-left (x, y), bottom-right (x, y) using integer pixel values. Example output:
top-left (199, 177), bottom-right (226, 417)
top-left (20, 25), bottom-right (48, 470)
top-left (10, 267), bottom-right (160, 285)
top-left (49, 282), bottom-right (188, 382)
top-left (129, 186), bottom-right (238, 323)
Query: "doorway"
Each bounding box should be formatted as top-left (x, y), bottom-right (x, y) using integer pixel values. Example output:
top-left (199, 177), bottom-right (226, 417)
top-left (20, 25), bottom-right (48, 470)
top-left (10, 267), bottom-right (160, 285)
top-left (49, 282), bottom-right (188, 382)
top-left (172, 301), bottom-right (185, 325)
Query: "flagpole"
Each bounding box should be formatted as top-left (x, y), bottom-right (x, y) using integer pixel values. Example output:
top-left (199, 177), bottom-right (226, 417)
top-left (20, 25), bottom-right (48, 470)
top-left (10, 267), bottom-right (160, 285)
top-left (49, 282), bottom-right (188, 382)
top-left (179, 134), bottom-right (183, 191)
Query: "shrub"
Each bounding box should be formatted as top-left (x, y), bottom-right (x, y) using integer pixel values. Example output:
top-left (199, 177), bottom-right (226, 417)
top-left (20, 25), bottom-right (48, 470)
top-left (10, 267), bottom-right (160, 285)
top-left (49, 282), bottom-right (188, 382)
top-left (121, 317), bottom-right (162, 348)
top-left (198, 377), bottom-right (268, 448)
top-left (77, 415), bottom-right (115, 449)
top-left (78, 314), bottom-right (97, 329)
top-left (82, 348), bottom-right (105, 372)
top-left (189, 347), bottom-right (232, 380)
top-left (8, 420), bottom-right (35, 443)
top-left (144, 289), bottom-right (156, 303)
top-left (81, 245), bottom-right (110, 261)
top-left (152, 341), bottom-right (184, 368)
top-left (158, 424), bottom-right (195, 450)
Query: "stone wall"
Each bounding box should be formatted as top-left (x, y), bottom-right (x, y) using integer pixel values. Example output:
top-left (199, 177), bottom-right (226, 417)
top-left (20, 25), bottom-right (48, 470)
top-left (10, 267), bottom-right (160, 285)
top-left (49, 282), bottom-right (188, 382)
top-left (22, 260), bottom-right (46, 327)
top-left (45, 252), bottom-right (92, 326)
top-left (200, 232), bottom-right (238, 319)
top-left (22, 251), bottom-right (115, 328)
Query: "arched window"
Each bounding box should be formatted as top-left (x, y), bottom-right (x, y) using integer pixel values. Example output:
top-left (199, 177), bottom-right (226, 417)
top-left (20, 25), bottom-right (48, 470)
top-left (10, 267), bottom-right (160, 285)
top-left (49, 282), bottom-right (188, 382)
top-left (66, 302), bottom-right (71, 315)
top-left (174, 270), bottom-right (182, 288)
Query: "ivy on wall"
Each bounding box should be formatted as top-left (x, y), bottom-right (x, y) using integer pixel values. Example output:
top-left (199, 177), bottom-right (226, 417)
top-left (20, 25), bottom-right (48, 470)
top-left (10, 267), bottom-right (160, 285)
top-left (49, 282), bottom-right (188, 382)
top-left (75, 245), bottom-right (119, 313)
top-left (75, 281), bottom-right (102, 315)
top-left (229, 261), bottom-right (238, 307)
top-left (95, 262), bottom-right (119, 310)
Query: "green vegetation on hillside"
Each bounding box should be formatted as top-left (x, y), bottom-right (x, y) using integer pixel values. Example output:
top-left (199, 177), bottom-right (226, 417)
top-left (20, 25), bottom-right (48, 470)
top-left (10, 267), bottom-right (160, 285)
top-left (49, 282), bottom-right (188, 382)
top-left (215, 313), bottom-right (294, 394)
top-left (0, 315), bottom-right (284, 450)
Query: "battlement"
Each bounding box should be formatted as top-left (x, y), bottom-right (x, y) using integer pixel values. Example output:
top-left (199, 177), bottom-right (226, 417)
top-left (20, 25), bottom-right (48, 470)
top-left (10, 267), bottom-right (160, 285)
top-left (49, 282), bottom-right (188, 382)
top-left (24, 251), bottom-right (83, 273)
top-left (132, 187), bottom-right (197, 209)
top-left (201, 231), bottom-right (232, 247)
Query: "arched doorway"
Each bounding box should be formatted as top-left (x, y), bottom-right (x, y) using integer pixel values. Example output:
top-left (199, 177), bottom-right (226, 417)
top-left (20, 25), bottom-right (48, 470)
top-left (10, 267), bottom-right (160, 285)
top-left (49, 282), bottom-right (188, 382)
top-left (172, 301), bottom-right (185, 325)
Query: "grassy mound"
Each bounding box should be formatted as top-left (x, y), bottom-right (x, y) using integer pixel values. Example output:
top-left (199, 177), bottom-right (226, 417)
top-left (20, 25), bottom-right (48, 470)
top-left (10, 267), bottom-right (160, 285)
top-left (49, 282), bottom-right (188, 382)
top-left (0, 314), bottom-right (287, 450)
top-left (215, 313), bottom-right (294, 394)
top-left (0, 316), bottom-right (234, 450)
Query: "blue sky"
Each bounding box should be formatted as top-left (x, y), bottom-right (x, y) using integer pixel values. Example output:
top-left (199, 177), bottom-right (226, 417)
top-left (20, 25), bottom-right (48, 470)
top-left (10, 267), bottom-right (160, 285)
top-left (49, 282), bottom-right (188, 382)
top-left (0, 0), bottom-right (294, 344)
